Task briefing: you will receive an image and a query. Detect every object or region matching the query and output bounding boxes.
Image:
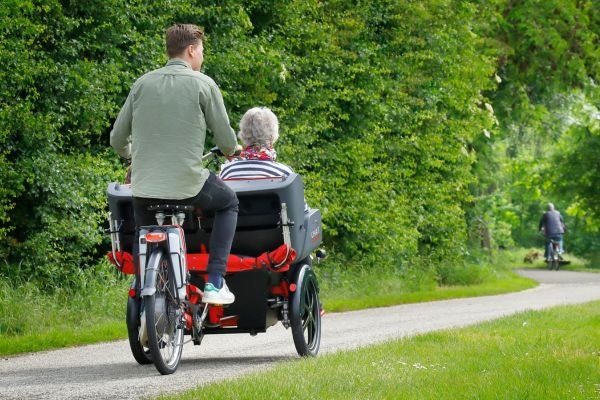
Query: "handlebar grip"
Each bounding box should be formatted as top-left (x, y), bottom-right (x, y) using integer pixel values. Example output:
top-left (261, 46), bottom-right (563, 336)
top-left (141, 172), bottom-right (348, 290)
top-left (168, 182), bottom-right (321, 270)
top-left (210, 146), bottom-right (242, 157)
top-left (210, 146), bottom-right (224, 156)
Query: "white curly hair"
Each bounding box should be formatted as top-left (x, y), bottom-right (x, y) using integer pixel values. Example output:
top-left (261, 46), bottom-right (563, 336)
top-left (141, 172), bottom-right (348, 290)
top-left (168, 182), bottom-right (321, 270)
top-left (238, 107), bottom-right (279, 148)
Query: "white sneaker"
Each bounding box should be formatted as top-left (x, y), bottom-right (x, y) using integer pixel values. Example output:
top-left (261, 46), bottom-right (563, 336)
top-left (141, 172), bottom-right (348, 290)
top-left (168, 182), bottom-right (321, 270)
top-left (202, 281), bottom-right (235, 305)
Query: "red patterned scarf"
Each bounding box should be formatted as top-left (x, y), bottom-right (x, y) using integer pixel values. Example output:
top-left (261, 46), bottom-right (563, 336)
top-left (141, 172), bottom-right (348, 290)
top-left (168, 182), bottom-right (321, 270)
top-left (241, 145), bottom-right (277, 161)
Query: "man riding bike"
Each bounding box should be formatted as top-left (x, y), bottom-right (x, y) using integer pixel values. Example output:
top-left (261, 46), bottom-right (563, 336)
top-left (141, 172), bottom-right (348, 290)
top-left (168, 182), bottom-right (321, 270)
top-left (538, 203), bottom-right (566, 262)
top-left (110, 24), bottom-right (239, 305)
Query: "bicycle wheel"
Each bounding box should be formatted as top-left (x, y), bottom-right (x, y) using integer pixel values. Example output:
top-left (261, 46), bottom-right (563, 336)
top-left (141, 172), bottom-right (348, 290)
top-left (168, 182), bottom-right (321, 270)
top-left (126, 293), bottom-right (153, 365)
top-left (144, 248), bottom-right (184, 375)
top-left (546, 244), bottom-right (554, 270)
top-left (290, 263), bottom-right (321, 357)
top-left (552, 256), bottom-right (560, 271)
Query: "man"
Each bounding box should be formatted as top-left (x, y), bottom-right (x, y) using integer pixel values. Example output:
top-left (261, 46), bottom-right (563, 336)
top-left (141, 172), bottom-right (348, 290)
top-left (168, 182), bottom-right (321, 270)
top-left (538, 203), bottom-right (566, 261)
top-left (110, 24), bottom-right (238, 304)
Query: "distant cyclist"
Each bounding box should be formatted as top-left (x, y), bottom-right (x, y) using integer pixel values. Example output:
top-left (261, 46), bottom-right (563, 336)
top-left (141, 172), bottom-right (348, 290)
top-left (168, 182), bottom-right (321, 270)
top-left (538, 203), bottom-right (566, 261)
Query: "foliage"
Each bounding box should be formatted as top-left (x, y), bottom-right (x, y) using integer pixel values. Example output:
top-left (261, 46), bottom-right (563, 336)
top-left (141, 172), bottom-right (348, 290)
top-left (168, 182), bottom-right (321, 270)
top-left (316, 246), bottom-right (548, 313)
top-left (468, 0), bottom-right (600, 255)
top-left (0, 0), bottom-right (501, 286)
top-left (0, 0), bottom-right (159, 284)
top-left (553, 89), bottom-right (600, 223)
top-left (2, 0), bottom-right (599, 287)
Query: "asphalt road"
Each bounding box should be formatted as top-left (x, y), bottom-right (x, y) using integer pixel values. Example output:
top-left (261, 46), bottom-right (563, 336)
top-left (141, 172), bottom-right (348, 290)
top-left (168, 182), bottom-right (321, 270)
top-left (1, 268), bottom-right (600, 399)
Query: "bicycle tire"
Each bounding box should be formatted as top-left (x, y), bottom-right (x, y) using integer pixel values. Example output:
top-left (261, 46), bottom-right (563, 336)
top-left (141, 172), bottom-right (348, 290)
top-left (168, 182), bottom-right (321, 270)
top-left (290, 263), bottom-right (321, 357)
top-left (126, 294), bottom-right (153, 365)
top-left (144, 248), bottom-right (184, 375)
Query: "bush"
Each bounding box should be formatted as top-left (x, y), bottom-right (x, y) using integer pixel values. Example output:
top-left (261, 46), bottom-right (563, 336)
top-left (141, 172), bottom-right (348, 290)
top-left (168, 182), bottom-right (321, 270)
top-left (1, 0), bottom-right (498, 287)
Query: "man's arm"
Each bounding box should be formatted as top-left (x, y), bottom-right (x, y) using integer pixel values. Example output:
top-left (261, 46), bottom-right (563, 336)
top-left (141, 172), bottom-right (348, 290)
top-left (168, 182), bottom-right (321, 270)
top-left (538, 213), bottom-right (546, 231)
top-left (203, 84), bottom-right (237, 156)
top-left (560, 213), bottom-right (567, 232)
top-left (110, 91), bottom-right (134, 159)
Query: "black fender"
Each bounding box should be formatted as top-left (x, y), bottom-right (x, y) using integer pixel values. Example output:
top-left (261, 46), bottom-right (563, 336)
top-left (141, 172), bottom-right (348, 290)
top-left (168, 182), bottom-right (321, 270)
top-left (126, 278), bottom-right (141, 329)
top-left (291, 263), bottom-right (320, 310)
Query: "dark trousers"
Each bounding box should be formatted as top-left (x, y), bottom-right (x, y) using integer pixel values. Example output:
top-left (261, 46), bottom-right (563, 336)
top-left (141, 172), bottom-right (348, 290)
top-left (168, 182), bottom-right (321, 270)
top-left (132, 172), bottom-right (239, 278)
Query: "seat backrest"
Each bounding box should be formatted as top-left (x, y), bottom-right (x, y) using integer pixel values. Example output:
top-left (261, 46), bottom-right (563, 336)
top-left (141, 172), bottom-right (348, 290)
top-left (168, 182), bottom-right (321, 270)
top-left (107, 174), bottom-right (310, 258)
top-left (189, 174), bottom-right (306, 257)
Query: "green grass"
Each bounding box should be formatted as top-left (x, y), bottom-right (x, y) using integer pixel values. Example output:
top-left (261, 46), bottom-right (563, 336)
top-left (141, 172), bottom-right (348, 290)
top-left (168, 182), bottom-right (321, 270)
top-left (158, 301), bottom-right (600, 400)
top-left (318, 248), bottom-right (537, 312)
top-left (0, 273), bottom-right (129, 356)
top-left (320, 272), bottom-right (534, 312)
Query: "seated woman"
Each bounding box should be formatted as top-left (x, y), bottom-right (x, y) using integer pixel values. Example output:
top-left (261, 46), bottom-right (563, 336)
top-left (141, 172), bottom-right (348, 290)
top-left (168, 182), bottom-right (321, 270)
top-left (219, 107), bottom-right (294, 180)
top-left (220, 107), bottom-right (309, 212)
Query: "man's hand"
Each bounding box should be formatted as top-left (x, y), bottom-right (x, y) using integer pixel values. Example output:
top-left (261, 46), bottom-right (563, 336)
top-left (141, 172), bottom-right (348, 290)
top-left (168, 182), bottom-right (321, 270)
top-left (226, 144), bottom-right (243, 161)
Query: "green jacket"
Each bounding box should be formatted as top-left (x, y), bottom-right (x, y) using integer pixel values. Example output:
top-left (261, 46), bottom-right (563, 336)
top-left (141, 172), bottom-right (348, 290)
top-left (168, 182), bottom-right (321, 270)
top-left (110, 59), bottom-right (237, 199)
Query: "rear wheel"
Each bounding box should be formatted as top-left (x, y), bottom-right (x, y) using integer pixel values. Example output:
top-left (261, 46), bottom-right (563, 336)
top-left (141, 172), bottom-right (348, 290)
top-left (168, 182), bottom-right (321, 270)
top-left (145, 249), bottom-right (184, 375)
top-left (290, 264), bottom-right (321, 357)
top-left (126, 294), bottom-right (152, 365)
top-left (551, 243), bottom-right (560, 270)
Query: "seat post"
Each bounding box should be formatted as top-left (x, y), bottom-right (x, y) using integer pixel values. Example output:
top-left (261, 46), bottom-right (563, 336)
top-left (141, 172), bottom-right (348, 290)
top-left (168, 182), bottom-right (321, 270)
top-left (155, 212), bottom-right (165, 226)
top-left (173, 212), bottom-right (186, 226)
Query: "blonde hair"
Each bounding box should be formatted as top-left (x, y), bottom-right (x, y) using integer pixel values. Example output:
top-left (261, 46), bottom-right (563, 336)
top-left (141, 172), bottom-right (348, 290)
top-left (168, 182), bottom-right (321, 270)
top-left (238, 107), bottom-right (279, 148)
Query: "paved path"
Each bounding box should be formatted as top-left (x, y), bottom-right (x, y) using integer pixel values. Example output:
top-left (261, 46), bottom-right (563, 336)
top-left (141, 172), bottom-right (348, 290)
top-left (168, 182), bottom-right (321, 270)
top-left (1, 269), bottom-right (599, 399)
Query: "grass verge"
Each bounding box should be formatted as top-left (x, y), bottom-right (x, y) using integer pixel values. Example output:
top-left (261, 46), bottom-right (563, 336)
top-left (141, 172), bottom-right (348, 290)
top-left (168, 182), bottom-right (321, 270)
top-left (320, 272), bottom-right (534, 312)
top-left (317, 248), bottom-right (538, 312)
top-left (0, 273), bottom-right (129, 356)
top-left (158, 301), bottom-right (600, 400)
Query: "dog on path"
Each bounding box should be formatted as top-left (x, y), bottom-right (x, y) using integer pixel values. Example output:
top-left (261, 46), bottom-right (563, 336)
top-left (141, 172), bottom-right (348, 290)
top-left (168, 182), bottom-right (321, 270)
top-left (523, 250), bottom-right (541, 263)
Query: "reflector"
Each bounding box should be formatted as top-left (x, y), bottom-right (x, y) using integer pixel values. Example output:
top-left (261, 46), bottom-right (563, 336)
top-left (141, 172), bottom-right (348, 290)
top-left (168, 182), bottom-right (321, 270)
top-left (145, 231), bottom-right (167, 242)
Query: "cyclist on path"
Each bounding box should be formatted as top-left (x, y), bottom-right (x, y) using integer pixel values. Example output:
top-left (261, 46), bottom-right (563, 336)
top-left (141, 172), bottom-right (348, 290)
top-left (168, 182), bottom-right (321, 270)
top-left (110, 24), bottom-right (239, 305)
top-left (539, 203), bottom-right (566, 261)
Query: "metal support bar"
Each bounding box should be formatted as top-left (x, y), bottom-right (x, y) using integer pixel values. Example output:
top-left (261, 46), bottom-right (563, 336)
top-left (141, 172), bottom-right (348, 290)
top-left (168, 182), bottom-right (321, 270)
top-left (108, 212), bottom-right (122, 269)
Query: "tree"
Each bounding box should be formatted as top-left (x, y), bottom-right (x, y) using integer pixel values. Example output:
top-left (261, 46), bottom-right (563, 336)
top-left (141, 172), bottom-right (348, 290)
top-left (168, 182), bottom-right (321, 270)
top-left (468, 0), bottom-right (600, 254)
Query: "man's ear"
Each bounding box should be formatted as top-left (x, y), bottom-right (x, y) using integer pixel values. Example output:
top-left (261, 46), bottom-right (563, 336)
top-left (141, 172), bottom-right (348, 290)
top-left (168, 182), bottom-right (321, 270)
top-left (186, 44), bottom-right (195, 57)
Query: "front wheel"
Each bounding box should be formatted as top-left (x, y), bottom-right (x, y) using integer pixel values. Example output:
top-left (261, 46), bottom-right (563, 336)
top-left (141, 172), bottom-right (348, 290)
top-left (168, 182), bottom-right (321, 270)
top-left (144, 248), bottom-right (184, 375)
top-left (290, 264), bottom-right (321, 357)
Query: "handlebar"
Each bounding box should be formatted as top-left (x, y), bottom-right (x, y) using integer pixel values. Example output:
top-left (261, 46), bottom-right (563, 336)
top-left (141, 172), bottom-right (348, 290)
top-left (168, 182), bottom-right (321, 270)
top-left (202, 146), bottom-right (242, 162)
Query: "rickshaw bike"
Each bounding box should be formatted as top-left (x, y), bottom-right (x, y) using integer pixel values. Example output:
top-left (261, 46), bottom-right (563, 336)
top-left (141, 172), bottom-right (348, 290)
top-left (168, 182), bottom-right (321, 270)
top-left (106, 149), bottom-right (324, 375)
